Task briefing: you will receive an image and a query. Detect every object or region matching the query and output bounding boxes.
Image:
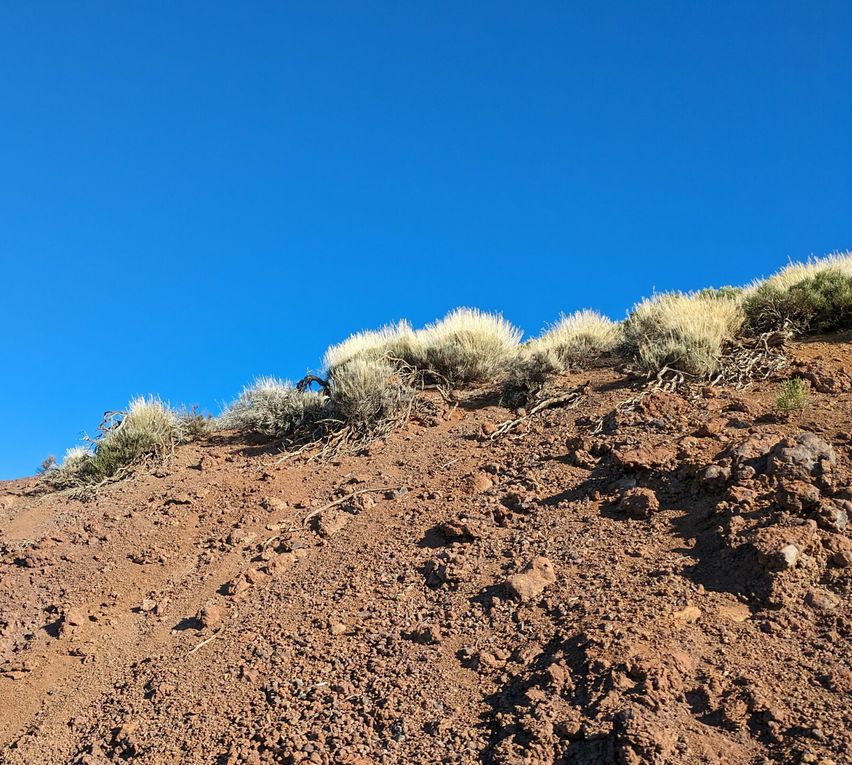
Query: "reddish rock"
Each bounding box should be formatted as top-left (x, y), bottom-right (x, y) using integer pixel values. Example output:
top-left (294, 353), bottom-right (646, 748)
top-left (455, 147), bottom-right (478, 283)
top-left (506, 557), bottom-right (557, 602)
top-left (776, 480), bottom-right (821, 513)
top-left (620, 487), bottom-right (660, 520)
top-left (313, 509), bottom-right (351, 537)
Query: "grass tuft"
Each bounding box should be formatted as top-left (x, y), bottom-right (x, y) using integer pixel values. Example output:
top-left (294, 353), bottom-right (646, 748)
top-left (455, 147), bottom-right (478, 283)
top-left (622, 291), bottom-right (744, 376)
top-left (776, 377), bottom-right (809, 414)
top-left (218, 377), bottom-right (328, 439)
top-left (327, 358), bottom-right (413, 432)
top-left (414, 308), bottom-right (522, 384)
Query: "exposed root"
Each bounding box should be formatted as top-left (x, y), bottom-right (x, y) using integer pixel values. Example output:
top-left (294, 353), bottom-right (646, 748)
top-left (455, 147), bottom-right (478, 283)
top-left (490, 382), bottom-right (590, 440)
top-left (712, 331), bottom-right (789, 388)
top-left (302, 486), bottom-right (398, 527)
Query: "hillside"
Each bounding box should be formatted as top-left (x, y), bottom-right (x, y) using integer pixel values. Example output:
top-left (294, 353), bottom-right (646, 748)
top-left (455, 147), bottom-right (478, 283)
top-left (1, 334), bottom-right (850, 765)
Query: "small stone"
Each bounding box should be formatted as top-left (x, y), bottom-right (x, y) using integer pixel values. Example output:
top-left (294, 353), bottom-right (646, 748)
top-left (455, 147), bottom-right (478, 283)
top-left (313, 509), bottom-right (351, 537)
top-left (777, 544), bottom-right (800, 569)
top-left (805, 589), bottom-right (840, 612)
top-left (506, 557), bottom-right (557, 602)
top-left (619, 487), bottom-right (660, 520)
top-left (197, 603), bottom-right (224, 629)
top-left (139, 598), bottom-right (157, 613)
top-left (673, 605), bottom-right (702, 623)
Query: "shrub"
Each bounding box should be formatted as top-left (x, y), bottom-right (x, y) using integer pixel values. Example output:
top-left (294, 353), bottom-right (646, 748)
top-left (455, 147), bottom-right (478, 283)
top-left (526, 310), bottom-right (620, 368)
top-left (89, 397), bottom-right (182, 479)
top-left (622, 291), bottom-right (744, 376)
top-left (743, 252), bottom-right (852, 334)
top-left (176, 405), bottom-right (214, 442)
top-left (219, 377), bottom-right (328, 439)
top-left (414, 308), bottom-right (522, 384)
top-left (327, 358), bottom-right (412, 431)
top-left (776, 377), bottom-right (809, 414)
top-left (503, 310), bottom-right (620, 404)
top-left (323, 321), bottom-right (416, 372)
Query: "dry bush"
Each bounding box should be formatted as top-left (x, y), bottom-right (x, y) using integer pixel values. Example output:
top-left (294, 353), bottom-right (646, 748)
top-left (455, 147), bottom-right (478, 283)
top-left (504, 310), bottom-right (620, 404)
top-left (414, 308), bottom-right (522, 384)
top-left (744, 252), bottom-right (852, 334)
top-left (323, 321), bottom-right (416, 372)
top-left (527, 310), bottom-right (620, 367)
top-left (90, 397), bottom-right (182, 479)
top-left (47, 398), bottom-right (182, 489)
top-left (622, 291), bottom-right (744, 376)
top-left (327, 358), bottom-right (414, 432)
top-left (218, 377), bottom-right (328, 439)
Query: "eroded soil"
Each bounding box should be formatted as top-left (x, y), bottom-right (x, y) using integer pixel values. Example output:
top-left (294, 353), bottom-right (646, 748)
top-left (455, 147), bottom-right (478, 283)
top-left (1, 337), bottom-right (850, 765)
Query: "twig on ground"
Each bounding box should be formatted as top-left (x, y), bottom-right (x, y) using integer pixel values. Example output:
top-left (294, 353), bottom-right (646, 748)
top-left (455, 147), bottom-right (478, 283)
top-left (187, 634), bottom-right (219, 656)
top-left (302, 486), bottom-right (397, 526)
top-left (490, 382), bottom-right (590, 440)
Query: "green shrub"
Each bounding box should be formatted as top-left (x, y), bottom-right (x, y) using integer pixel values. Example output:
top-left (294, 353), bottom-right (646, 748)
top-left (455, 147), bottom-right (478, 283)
top-left (622, 291), bottom-right (744, 376)
top-left (776, 377), bottom-right (809, 414)
top-left (743, 252), bottom-right (852, 334)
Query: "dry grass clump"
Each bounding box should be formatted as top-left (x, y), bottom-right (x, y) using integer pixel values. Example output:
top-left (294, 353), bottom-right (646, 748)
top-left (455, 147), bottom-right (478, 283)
top-left (504, 310), bottom-right (620, 404)
top-left (744, 252), bottom-right (852, 334)
top-left (218, 377), bottom-right (328, 439)
top-left (527, 310), bottom-right (620, 367)
top-left (413, 308), bottom-right (522, 384)
top-left (327, 358), bottom-right (414, 433)
top-left (323, 308), bottom-right (522, 386)
top-left (323, 321), bottom-right (416, 372)
top-left (622, 291), bottom-right (744, 376)
top-left (47, 397), bottom-right (184, 489)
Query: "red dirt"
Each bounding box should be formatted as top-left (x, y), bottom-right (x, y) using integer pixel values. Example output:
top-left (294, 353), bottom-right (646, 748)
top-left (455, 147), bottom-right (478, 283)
top-left (1, 338), bottom-right (850, 765)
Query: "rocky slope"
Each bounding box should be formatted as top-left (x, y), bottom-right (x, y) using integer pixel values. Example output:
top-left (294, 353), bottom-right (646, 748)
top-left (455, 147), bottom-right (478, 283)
top-left (1, 336), bottom-right (850, 765)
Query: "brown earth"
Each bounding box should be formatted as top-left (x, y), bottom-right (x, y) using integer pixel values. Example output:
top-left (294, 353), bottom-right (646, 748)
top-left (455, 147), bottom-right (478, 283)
top-left (1, 337), bottom-right (850, 765)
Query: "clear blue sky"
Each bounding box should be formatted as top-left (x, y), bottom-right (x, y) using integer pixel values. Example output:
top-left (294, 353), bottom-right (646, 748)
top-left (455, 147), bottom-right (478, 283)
top-left (1, 2), bottom-right (850, 479)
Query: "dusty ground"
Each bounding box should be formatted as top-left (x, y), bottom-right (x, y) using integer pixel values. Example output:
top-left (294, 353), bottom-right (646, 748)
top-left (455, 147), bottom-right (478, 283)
top-left (1, 336), bottom-right (850, 765)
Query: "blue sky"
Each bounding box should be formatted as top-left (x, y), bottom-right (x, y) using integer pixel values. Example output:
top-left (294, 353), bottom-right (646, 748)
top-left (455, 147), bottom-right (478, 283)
top-left (1, 2), bottom-right (850, 479)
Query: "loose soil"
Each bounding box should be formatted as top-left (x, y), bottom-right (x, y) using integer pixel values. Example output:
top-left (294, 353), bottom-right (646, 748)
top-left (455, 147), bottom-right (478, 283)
top-left (1, 336), bottom-right (850, 765)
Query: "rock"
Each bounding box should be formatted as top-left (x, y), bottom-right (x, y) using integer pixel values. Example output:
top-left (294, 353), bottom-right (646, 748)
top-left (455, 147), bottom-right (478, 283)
top-left (751, 525), bottom-right (813, 570)
top-left (436, 519), bottom-right (479, 543)
top-left (139, 598), bottom-right (158, 614)
top-left (768, 433), bottom-right (836, 477)
top-left (480, 421), bottom-right (497, 437)
top-left (799, 363), bottom-right (852, 394)
top-left (329, 621), bottom-right (351, 636)
top-left (805, 589), bottom-right (840, 612)
top-left (313, 509), bottom-right (351, 537)
top-left (673, 605), bottom-right (702, 623)
top-left (815, 500), bottom-right (849, 532)
top-left (619, 488), bottom-right (660, 520)
top-left (227, 528), bottom-right (257, 547)
top-left (164, 493), bottom-right (193, 506)
top-left (826, 537), bottom-right (852, 568)
top-left (224, 576), bottom-right (250, 598)
top-left (613, 445), bottom-right (676, 471)
top-left (261, 497), bottom-right (289, 513)
top-left (696, 418), bottom-right (727, 438)
top-left (698, 464), bottom-right (730, 492)
top-left (197, 603), bottom-right (224, 629)
top-left (60, 607), bottom-right (87, 636)
top-left (408, 624), bottom-right (442, 645)
top-left (506, 557), bottom-right (557, 602)
top-left (777, 544), bottom-right (800, 569)
top-left (463, 473), bottom-right (493, 494)
top-left (776, 480), bottom-right (821, 513)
